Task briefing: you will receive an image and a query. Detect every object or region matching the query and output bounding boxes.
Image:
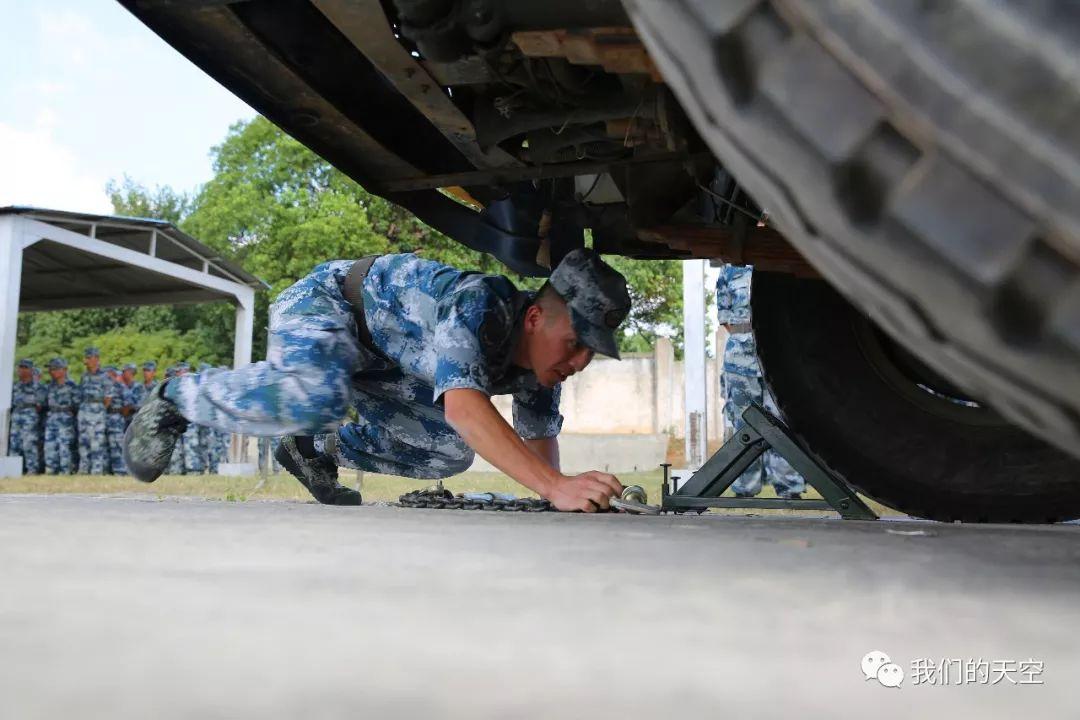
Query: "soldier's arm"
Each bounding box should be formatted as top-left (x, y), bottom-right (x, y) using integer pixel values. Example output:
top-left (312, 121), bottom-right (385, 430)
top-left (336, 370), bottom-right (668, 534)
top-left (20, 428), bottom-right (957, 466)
top-left (443, 388), bottom-right (619, 511)
top-left (524, 436), bottom-right (559, 471)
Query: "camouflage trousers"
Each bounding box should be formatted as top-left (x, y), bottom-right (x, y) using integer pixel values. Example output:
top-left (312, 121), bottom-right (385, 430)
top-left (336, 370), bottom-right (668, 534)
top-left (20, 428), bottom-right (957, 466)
top-left (183, 423), bottom-right (205, 474)
top-left (721, 372), bottom-right (805, 497)
top-left (44, 412), bottom-right (76, 475)
top-left (106, 412), bottom-right (127, 474)
top-left (9, 409), bottom-right (42, 474)
top-left (77, 404), bottom-right (108, 475)
top-left (201, 426), bottom-right (225, 473)
top-left (167, 262), bottom-right (474, 479)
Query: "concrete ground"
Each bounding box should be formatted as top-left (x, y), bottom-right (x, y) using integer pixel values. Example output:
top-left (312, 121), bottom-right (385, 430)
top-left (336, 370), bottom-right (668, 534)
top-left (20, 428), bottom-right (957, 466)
top-left (1, 495), bottom-right (1076, 719)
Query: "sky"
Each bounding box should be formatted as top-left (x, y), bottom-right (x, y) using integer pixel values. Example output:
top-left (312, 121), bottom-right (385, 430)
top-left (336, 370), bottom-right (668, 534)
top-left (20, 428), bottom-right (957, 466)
top-left (0, 0), bottom-right (255, 214)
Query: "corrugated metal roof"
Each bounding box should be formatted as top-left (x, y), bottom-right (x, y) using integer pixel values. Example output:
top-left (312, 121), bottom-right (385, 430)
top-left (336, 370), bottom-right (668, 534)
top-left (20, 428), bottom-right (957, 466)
top-left (1, 206), bottom-right (266, 288)
top-left (3, 206), bottom-right (269, 312)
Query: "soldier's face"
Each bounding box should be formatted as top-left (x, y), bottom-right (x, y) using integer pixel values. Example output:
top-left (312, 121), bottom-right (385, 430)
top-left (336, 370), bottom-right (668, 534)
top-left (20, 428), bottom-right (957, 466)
top-left (50, 369), bottom-right (65, 381)
top-left (85, 356), bottom-right (99, 372)
top-left (17, 367), bottom-right (31, 382)
top-left (143, 370), bottom-right (155, 382)
top-left (122, 369), bottom-right (135, 383)
top-left (523, 305), bottom-right (594, 388)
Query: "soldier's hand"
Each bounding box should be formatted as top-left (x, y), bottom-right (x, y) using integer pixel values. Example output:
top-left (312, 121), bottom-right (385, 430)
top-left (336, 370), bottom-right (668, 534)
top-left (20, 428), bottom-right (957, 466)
top-left (547, 471), bottom-right (623, 512)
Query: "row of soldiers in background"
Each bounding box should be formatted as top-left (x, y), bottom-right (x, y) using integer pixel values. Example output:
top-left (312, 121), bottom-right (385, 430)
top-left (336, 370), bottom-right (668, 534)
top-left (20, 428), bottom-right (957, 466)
top-left (8, 348), bottom-right (228, 476)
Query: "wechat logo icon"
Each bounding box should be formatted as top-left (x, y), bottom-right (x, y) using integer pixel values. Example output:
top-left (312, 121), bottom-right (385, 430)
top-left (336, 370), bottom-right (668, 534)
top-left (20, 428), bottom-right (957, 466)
top-left (862, 650), bottom-right (904, 688)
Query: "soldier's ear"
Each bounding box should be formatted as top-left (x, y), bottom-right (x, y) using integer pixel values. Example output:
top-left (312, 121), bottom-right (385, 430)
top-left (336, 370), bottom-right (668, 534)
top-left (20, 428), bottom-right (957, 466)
top-left (523, 304), bottom-right (543, 333)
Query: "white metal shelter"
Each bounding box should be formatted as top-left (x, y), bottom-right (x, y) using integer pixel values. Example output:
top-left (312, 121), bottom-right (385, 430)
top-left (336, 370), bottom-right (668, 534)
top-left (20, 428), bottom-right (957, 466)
top-left (0, 206), bottom-right (266, 470)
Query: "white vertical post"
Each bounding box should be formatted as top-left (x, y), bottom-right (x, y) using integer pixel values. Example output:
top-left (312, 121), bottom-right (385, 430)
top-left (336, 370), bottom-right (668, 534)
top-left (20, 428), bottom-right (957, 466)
top-left (229, 289), bottom-right (256, 466)
top-left (683, 259), bottom-right (707, 470)
top-left (0, 216), bottom-right (24, 466)
top-left (232, 289), bottom-right (255, 370)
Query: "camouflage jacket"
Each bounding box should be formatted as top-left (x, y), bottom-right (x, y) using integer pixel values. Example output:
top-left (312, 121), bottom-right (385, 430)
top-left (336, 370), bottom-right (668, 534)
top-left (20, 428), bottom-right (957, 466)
top-left (78, 370), bottom-right (113, 405)
top-left (45, 379), bottom-right (80, 412)
top-left (11, 380), bottom-right (45, 413)
top-left (359, 254), bottom-right (563, 438)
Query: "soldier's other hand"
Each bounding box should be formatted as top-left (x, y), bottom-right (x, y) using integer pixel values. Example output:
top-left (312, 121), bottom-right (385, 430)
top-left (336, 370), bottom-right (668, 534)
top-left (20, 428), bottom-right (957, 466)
top-left (547, 470), bottom-right (623, 512)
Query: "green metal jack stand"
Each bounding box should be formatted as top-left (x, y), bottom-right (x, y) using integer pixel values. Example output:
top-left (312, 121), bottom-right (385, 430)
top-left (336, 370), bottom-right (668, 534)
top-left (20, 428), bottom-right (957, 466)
top-left (661, 402), bottom-right (877, 520)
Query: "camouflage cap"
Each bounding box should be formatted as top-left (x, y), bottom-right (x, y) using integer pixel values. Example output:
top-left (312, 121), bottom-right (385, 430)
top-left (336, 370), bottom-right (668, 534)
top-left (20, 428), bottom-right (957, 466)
top-left (547, 248), bottom-right (630, 359)
top-left (17, 358), bottom-right (34, 369)
top-left (175, 361), bottom-right (190, 372)
top-left (123, 363), bottom-right (137, 372)
top-left (48, 357), bottom-right (68, 369)
top-left (84, 346), bottom-right (100, 358)
top-left (142, 360), bottom-right (157, 371)
top-left (104, 364), bottom-right (118, 373)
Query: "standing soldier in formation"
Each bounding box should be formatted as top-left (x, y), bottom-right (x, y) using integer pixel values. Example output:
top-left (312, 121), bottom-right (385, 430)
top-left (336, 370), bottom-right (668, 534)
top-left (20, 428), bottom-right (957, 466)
top-left (120, 364), bottom-right (139, 423)
top-left (105, 364), bottom-right (136, 475)
top-left (9, 359), bottom-right (45, 475)
top-left (33, 365), bottom-right (45, 470)
top-left (716, 264), bottom-right (805, 499)
top-left (130, 360), bottom-right (156, 409)
top-left (44, 357), bottom-right (78, 475)
top-left (103, 365), bottom-right (121, 474)
top-left (77, 348), bottom-right (112, 475)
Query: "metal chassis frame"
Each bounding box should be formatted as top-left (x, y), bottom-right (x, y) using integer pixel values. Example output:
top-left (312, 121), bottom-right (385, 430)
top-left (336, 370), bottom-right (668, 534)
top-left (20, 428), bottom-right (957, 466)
top-left (661, 402), bottom-right (877, 520)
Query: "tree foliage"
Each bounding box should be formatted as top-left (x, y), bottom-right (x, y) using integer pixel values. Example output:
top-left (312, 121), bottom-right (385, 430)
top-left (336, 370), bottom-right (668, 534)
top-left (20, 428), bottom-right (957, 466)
top-left (18, 116), bottom-right (688, 365)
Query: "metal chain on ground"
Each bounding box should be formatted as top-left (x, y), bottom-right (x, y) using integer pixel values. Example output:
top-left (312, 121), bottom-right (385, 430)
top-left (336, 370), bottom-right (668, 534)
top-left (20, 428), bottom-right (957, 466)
top-left (397, 488), bottom-right (554, 512)
top-left (397, 484), bottom-right (656, 513)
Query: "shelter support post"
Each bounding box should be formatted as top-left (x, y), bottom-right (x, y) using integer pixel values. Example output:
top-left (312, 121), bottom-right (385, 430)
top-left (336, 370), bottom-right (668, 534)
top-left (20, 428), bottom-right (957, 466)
top-left (227, 290), bottom-right (256, 468)
top-left (0, 216), bottom-right (24, 471)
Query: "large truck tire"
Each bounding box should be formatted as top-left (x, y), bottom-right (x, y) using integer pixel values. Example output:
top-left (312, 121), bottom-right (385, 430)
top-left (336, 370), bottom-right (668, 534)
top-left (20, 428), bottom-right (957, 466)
top-left (752, 272), bottom-right (1080, 523)
top-left (625, 0), bottom-right (1080, 459)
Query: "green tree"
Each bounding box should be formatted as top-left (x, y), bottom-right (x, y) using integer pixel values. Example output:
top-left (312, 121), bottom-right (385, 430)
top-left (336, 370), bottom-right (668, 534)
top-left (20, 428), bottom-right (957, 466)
top-left (106, 175), bottom-right (191, 224)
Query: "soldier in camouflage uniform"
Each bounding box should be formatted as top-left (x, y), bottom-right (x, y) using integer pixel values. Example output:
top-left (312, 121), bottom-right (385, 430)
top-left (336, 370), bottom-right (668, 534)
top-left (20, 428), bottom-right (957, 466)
top-left (126, 250), bottom-right (629, 511)
top-left (9, 359), bottom-right (45, 474)
top-left (33, 365), bottom-right (46, 471)
top-left (716, 264), bottom-right (805, 498)
top-left (105, 364), bottom-right (138, 475)
top-left (77, 348), bottom-right (111, 475)
top-left (130, 360), bottom-right (156, 409)
top-left (44, 357), bottom-right (79, 475)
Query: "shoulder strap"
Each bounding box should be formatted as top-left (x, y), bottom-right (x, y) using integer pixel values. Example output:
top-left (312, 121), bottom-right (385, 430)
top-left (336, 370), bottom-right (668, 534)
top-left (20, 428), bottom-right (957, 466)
top-left (342, 255), bottom-right (382, 354)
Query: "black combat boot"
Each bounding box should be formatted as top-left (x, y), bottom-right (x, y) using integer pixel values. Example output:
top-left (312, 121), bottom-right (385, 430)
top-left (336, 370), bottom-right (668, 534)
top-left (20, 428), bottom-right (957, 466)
top-left (123, 381), bottom-right (188, 483)
top-left (276, 435), bottom-right (362, 506)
